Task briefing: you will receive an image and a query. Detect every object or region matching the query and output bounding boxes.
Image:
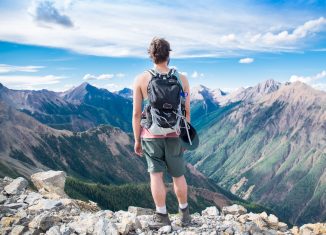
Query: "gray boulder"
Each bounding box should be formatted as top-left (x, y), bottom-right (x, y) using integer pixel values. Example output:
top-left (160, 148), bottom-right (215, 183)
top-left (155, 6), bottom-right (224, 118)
top-left (222, 204), bottom-right (247, 215)
top-left (10, 225), bottom-right (27, 235)
top-left (202, 206), bottom-right (220, 217)
top-left (31, 170), bottom-right (67, 198)
top-left (4, 177), bottom-right (28, 195)
top-left (28, 212), bottom-right (61, 232)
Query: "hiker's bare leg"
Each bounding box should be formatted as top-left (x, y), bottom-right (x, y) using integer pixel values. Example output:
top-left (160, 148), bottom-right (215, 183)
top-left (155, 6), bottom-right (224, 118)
top-left (150, 172), bottom-right (166, 207)
top-left (173, 175), bottom-right (188, 204)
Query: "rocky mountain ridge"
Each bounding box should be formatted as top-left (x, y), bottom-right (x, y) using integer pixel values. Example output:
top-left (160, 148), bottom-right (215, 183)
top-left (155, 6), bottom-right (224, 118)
top-left (0, 82), bottom-right (132, 132)
top-left (186, 81), bottom-right (326, 225)
top-left (1, 170), bottom-right (325, 235)
top-left (0, 97), bottom-right (244, 215)
top-left (1, 79), bottom-right (326, 226)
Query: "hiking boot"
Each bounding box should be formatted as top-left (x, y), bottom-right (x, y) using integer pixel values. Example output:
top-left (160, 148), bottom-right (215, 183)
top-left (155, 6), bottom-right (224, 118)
top-left (179, 206), bottom-right (192, 226)
top-left (148, 211), bottom-right (171, 229)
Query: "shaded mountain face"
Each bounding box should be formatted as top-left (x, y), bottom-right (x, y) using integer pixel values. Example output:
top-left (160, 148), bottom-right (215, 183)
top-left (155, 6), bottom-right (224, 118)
top-left (0, 82), bottom-right (132, 132)
top-left (187, 81), bottom-right (326, 225)
top-left (0, 99), bottom-right (147, 184)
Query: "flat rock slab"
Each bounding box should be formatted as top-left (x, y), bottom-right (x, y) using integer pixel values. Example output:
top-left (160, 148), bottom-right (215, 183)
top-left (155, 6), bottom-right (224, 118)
top-left (28, 198), bottom-right (63, 211)
top-left (4, 177), bottom-right (28, 195)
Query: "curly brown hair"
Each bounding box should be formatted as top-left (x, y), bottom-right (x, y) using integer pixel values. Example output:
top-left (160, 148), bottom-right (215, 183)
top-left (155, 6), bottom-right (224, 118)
top-left (148, 37), bottom-right (171, 64)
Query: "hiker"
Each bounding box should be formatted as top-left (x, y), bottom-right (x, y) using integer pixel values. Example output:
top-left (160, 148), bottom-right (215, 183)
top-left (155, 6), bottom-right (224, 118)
top-left (132, 37), bottom-right (191, 228)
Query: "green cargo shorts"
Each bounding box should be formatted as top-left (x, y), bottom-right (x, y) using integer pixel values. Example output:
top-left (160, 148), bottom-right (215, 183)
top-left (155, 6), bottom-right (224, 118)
top-left (141, 137), bottom-right (186, 177)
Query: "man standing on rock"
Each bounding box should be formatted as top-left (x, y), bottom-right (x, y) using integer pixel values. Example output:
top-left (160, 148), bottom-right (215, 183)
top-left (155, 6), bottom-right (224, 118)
top-left (132, 37), bottom-right (191, 228)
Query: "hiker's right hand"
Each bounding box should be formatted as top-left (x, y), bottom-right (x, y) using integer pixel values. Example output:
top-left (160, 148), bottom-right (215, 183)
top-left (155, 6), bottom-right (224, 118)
top-left (134, 141), bottom-right (143, 157)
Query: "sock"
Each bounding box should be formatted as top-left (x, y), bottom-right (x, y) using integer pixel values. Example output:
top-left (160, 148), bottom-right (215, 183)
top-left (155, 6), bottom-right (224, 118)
top-left (179, 203), bottom-right (188, 209)
top-left (156, 205), bottom-right (167, 214)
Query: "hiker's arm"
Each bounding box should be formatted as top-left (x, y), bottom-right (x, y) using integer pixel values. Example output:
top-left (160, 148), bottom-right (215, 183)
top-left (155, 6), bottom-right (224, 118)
top-left (183, 77), bottom-right (191, 123)
top-left (132, 76), bottom-right (143, 144)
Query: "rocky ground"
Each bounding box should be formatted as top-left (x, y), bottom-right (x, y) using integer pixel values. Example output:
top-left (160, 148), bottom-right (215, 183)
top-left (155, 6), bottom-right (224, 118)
top-left (0, 171), bottom-right (325, 235)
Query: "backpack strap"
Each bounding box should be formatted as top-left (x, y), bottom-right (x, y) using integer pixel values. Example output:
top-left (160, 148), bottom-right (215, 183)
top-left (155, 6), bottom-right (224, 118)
top-left (147, 69), bottom-right (157, 77)
top-left (172, 69), bottom-right (184, 92)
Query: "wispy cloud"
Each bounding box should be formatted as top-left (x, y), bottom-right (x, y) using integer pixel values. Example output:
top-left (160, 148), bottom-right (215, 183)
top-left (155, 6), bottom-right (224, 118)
top-left (0, 74), bottom-right (65, 89)
top-left (83, 73), bottom-right (124, 81)
top-left (290, 70), bottom-right (326, 91)
top-left (191, 71), bottom-right (204, 78)
top-left (239, 58), bottom-right (254, 64)
top-left (290, 70), bottom-right (326, 83)
top-left (0, 1), bottom-right (325, 58)
top-left (116, 73), bottom-right (125, 78)
top-left (253, 17), bottom-right (326, 45)
top-left (0, 64), bottom-right (44, 73)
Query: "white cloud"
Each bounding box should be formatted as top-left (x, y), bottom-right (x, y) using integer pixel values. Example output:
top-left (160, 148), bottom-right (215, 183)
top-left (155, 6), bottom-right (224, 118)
top-left (191, 71), bottom-right (204, 78)
top-left (0, 74), bottom-right (65, 89)
top-left (289, 70), bottom-right (326, 83)
top-left (0, 64), bottom-right (44, 73)
top-left (98, 74), bottom-right (114, 80)
top-left (290, 70), bottom-right (326, 91)
top-left (219, 34), bottom-right (236, 44)
top-left (90, 82), bottom-right (122, 92)
top-left (256, 17), bottom-right (326, 45)
top-left (180, 71), bottom-right (188, 76)
top-left (0, 2), bottom-right (325, 58)
top-left (83, 74), bottom-right (97, 81)
top-left (239, 57), bottom-right (254, 64)
top-left (83, 73), bottom-right (124, 81)
top-left (115, 73), bottom-right (125, 78)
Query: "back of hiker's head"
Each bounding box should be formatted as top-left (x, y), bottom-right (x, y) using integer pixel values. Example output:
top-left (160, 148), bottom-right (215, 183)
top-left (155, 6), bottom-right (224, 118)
top-left (148, 37), bottom-right (171, 64)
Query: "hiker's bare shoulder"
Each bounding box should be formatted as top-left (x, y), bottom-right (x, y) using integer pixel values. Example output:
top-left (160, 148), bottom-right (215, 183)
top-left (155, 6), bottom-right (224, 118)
top-left (134, 71), bottom-right (151, 84)
top-left (179, 73), bottom-right (189, 89)
top-left (135, 71), bottom-right (151, 83)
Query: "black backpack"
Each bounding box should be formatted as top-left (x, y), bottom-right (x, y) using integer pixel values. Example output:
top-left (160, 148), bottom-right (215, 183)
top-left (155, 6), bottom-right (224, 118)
top-left (141, 68), bottom-right (186, 135)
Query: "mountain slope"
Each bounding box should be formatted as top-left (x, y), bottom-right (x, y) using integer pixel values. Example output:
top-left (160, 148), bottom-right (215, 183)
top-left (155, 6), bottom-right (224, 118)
top-left (190, 85), bottom-right (227, 121)
top-left (0, 97), bottom-right (251, 213)
top-left (186, 81), bottom-right (326, 225)
top-left (0, 82), bottom-right (132, 132)
top-left (0, 99), bottom-right (147, 184)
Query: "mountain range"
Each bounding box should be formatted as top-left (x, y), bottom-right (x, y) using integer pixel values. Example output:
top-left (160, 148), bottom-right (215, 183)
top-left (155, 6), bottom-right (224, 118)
top-left (0, 82), bottom-right (132, 132)
top-left (0, 79), bottom-right (325, 225)
top-left (0, 82), bottom-right (259, 216)
top-left (185, 80), bottom-right (326, 225)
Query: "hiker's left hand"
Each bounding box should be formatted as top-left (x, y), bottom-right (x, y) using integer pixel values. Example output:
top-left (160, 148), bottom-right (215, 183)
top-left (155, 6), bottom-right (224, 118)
top-left (134, 141), bottom-right (143, 157)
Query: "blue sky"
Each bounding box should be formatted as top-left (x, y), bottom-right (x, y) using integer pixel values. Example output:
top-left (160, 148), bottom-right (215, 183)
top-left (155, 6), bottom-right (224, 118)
top-left (0, 0), bottom-right (325, 92)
